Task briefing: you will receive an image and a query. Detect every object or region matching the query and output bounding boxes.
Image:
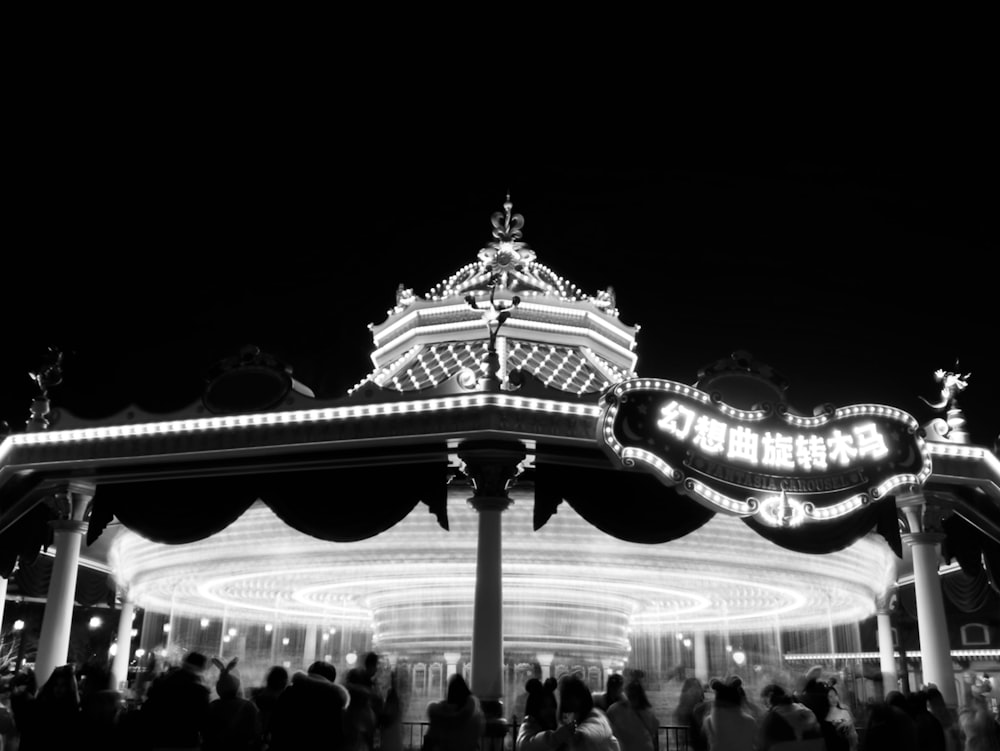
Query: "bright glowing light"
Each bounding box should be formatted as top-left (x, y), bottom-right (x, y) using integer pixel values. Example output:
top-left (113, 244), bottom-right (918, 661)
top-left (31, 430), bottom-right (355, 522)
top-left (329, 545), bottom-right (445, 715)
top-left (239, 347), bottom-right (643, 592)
top-left (281, 637), bottom-right (290, 646)
top-left (223, 635), bottom-right (231, 643)
top-left (228, 628), bottom-right (237, 637)
top-left (13, 619), bottom-right (24, 631)
top-left (200, 618), bottom-right (210, 628)
top-left (89, 616), bottom-right (103, 629)
top-left (135, 648), bottom-right (146, 658)
top-left (108, 490), bottom-right (895, 666)
top-left (162, 623), bottom-right (171, 633)
top-left (8, 394), bottom-right (602, 447)
top-left (683, 638), bottom-right (692, 648)
top-left (346, 651), bottom-right (358, 666)
top-left (109, 643), bottom-right (118, 656)
top-left (322, 633), bottom-right (329, 641)
top-left (732, 650), bottom-right (746, 666)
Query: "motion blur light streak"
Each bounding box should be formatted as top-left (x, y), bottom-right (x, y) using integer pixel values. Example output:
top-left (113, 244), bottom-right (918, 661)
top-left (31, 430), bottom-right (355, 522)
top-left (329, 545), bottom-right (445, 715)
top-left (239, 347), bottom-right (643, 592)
top-left (110, 484), bottom-right (896, 661)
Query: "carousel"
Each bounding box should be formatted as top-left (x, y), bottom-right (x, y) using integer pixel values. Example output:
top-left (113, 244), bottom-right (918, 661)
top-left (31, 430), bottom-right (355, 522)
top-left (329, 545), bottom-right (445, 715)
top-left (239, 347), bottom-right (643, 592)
top-left (1, 198), bottom-right (998, 718)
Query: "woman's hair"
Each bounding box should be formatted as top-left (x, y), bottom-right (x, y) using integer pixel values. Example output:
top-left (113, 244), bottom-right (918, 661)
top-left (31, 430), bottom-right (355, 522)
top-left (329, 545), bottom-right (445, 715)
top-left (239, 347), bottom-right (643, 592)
top-left (680, 677), bottom-right (704, 698)
top-left (559, 675), bottom-right (594, 719)
top-left (710, 677), bottom-right (743, 707)
top-left (265, 665), bottom-right (290, 692)
top-left (524, 678), bottom-right (545, 717)
top-left (446, 674), bottom-right (472, 707)
top-left (625, 678), bottom-right (651, 710)
top-left (761, 683), bottom-right (789, 705)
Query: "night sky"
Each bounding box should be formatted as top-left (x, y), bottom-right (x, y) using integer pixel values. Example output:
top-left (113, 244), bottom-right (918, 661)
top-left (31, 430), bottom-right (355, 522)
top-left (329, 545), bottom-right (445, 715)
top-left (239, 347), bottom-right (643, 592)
top-left (3, 106), bottom-right (997, 448)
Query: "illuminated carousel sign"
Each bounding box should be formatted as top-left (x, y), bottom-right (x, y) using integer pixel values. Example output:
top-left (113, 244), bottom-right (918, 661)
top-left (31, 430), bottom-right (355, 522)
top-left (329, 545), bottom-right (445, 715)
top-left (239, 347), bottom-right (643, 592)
top-left (598, 379), bottom-right (932, 527)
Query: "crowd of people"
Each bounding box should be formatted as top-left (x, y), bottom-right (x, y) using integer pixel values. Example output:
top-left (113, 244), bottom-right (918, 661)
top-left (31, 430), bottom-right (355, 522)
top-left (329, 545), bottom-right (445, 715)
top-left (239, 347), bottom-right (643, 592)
top-left (0, 649), bottom-right (396, 750)
top-left (667, 668), bottom-right (1000, 751)
top-left (0, 652), bottom-right (998, 751)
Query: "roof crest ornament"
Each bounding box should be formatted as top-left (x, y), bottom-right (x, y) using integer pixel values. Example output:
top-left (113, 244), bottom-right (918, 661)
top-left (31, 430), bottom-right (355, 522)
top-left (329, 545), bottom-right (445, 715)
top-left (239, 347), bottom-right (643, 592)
top-left (478, 193), bottom-right (536, 278)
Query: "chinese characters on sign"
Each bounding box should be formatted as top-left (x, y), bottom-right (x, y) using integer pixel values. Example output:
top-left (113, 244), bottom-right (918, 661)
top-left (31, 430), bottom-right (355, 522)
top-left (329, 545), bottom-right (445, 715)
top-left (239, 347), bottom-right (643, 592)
top-left (657, 399), bottom-right (889, 473)
top-left (598, 378), bottom-right (929, 522)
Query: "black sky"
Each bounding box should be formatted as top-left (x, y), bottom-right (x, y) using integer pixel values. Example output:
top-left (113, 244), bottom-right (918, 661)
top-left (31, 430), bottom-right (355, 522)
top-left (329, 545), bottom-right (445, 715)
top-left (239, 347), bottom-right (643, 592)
top-left (3, 88), bottom-right (997, 448)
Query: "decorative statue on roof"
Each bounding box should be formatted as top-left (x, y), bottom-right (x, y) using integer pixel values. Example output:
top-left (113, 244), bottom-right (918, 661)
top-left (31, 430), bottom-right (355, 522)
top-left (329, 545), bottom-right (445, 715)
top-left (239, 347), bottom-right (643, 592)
top-left (919, 366), bottom-right (971, 411)
top-left (26, 346), bottom-right (64, 432)
top-left (920, 364), bottom-right (972, 443)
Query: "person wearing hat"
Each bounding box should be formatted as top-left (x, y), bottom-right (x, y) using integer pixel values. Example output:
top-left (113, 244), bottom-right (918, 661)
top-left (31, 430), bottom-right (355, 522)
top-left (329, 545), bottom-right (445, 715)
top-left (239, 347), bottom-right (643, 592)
top-left (201, 657), bottom-right (262, 751)
top-left (702, 676), bottom-right (757, 751)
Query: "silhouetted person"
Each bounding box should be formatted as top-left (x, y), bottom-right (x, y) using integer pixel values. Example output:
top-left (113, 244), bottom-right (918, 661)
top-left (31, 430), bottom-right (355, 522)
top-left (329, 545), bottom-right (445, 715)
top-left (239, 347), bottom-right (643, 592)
top-left (253, 664), bottom-right (289, 747)
top-left (924, 686), bottom-right (961, 751)
top-left (702, 676), bottom-right (756, 751)
top-left (10, 663), bottom-right (82, 751)
top-left (958, 692), bottom-right (1000, 751)
top-left (757, 683), bottom-right (821, 749)
top-left (861, 694), bottom-right (918, 751)
top-left (594, 674), bottom-right (626, 712)
top-left (901, 690), bottom-right (945, 751)
top-left (517, 677), bottom-right (567, 751)
top-left (346, 667), bottom-right (380, 751)
top-left (607, 676), bottom-right (659, 751)
top-left (380, 669), bottom-right (405, 751)
top-left (141, 651), bottom-right (212, 751)
top-left (78, 663), bottom-right (125, 751)
top-left (557, 674), bottom-right (619, 751)
top-left (826, 684), bottom-right (858, 751)
top-left (268, 660), bottom-right (349, 751)
top-left (674, 677), bottom-right (708, 751)
top-left (202, 657), bottom-right (261, 751)
top-left (425, 674), bottom-right (486, 751)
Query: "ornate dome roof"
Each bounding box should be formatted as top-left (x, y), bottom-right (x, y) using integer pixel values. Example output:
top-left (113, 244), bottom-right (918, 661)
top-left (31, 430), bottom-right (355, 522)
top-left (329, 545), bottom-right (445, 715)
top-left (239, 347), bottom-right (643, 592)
top-left (355, 198), bottom-right (639, 396)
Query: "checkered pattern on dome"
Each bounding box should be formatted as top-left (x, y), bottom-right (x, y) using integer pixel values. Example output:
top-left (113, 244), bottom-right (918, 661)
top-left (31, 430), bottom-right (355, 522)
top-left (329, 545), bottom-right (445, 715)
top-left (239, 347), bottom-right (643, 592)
top-left (380, 342), bottom-right (490, 392)
top-left (361, 341), bottom-right (628, 395)
top-left (506, 343), bottom-right (617, 394)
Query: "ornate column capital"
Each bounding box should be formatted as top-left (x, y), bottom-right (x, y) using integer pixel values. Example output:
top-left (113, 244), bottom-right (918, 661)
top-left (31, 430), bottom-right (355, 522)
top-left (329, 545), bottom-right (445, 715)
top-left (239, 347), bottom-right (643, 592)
top-left (875, 591), bottom-right (897, 616)
top-left (457, 440), bottom-right (527, 511)
top-left (896, 490), bottom-right (947, 535)
top-left (45, 481), bottom-right (96, 523)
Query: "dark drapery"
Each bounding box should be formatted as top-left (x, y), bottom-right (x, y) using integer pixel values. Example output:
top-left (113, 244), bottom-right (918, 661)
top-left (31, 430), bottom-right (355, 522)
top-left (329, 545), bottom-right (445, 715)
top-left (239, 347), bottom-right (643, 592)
top-left (90, 475), bottom-right (259, 545)
top-left (942, 512), bottom-right (1000, 595)
top-left (743, 499), bottom-right (903, 556)
top-left (533, 463), bottom-right (715, 543)
top-left (86, 462), bottom-right (450, 546)
top-left (11, 555), bottom-right (114, 606)
top-left (941, 567), bottom-right (999, 613)
top-left (0, 502), bottom-right (53, 578)
top-left (259, 463), bottom-right (448, 542)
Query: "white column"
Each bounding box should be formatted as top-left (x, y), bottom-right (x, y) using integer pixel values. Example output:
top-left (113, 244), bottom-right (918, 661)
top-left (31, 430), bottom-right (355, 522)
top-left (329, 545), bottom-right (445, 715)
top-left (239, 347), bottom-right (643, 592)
top-left (876, 607), bottom-right (898, 695)
top-left (303, 623), bottom-right (318, 667)
top-left (0, 576), bottom-right (7, 630)
top-left (900, 498), bottom-right (957, 706)
top-left (445, 651), bottom-right (461, 680)
top-left (536, 652), bottom-right (554, 681)
top-left (694, 630), bottom-right (709, 683)
top-left (470, 497), bottom-right (510, 707)
top-left (110, 597), bottom-right (136, 692)
top-left (35, 486), bottom-right (94, 687)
